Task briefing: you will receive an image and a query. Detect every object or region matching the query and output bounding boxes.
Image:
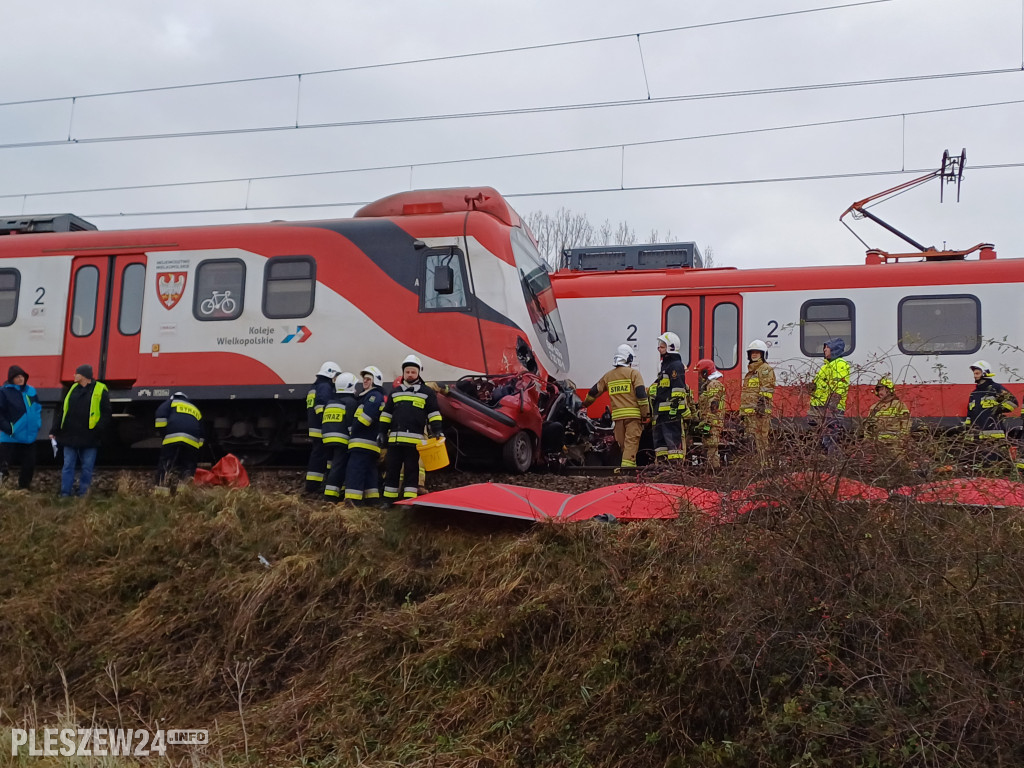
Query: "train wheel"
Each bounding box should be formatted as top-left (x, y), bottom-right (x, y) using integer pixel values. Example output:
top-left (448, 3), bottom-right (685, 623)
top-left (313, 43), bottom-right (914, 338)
top-left (502, 431), bottom-right (533, 474)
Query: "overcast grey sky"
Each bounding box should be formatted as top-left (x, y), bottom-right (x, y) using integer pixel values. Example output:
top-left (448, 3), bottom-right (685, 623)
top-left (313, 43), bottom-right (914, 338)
top-left (2, 0), bottom-right (1022, 268)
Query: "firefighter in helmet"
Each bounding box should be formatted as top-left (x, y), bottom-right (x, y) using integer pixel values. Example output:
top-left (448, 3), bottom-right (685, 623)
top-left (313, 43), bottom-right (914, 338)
top-left (695, 359), bottom-right (726, 470)
top-left (322, 372), bottom-right (359, 503)
top-left (864, 377), bottom-right (911, 460)
top-left (379, 354), bottom-right (443, 503)
top-left (343, 366), bottom-right (386, 505)
top-left (650, 332), bottom-right (691, 462)
top-left (581, 344), bottom-right (650, 469)
top-left (305, 361), bottom-right (341, 495)
top-left (964, 360), bottom-right (1019, 467)
top-left (740, 339), bottom-right (775, 466)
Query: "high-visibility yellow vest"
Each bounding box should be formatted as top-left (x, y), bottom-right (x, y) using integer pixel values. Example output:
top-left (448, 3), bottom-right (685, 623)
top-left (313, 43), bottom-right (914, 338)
top-left (62, 381), bottom-right (108, 430)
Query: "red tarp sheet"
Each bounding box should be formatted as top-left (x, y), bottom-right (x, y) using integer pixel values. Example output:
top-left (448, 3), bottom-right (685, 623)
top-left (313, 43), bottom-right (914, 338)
top-left (727, 471), bottom-right (888, 515)
top-left (397, 482), bottom-right (723, 522)
top-left (893, 477), bottom-right (1024, 508)
top-left (193, 454), bottom-right (250, 488)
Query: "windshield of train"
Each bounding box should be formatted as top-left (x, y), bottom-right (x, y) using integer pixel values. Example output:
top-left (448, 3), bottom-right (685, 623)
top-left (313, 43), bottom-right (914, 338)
top-left (510, 226), bottom-right (569, 374)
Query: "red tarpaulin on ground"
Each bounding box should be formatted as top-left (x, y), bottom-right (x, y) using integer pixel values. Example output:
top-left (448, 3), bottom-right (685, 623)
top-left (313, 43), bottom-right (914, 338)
top-left (398, 482), bottom-right (722, 522)
top-left (892, 477), bottom-right (1024, 508)
top-left (193, 454), bottom-right (250, 488)
top-left (559, 483), bottom-right (722, 521)
top-left (728, 471), bottom-right (888, 515)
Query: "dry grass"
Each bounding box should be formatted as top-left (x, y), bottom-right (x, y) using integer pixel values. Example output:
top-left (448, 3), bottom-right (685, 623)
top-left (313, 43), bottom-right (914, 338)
top-left (0, 448), bottom-right (1023, 767)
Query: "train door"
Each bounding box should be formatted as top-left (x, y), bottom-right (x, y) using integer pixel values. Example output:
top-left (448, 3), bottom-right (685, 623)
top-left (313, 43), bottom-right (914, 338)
top-left (663, 293), bottom-right (743, 398)
top-left (61, 254), bottom-right (147, 386)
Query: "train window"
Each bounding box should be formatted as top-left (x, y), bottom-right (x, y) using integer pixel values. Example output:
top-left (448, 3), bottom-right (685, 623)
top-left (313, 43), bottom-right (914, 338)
top-left (71, 265), bottom-right (99, 337)
top-left (801, 299), bottom-right (855, 356)
top-left (898, 294), bottom-right (981, 354)
top-left (263, 256), bottom-right (315, 319)
top-left (664, 304), bottom-right (691, 367)
top-left (0, 269), bottom-right (18, 327)
top-left (118, 263), bottom-right (146, 335)
top-left (712, 302), bottom-right (739, 370)
top-left (420, 248), bottom-right (469, 312)
top-left (194, 259), bottom-right (244, 321)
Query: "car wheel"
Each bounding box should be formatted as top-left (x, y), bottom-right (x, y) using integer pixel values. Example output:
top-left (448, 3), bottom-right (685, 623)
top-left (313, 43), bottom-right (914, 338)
top-left (502, 431), bottom-right (533, 473)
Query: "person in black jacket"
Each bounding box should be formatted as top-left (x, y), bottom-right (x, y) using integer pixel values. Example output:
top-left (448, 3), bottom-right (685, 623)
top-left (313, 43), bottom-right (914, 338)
top-left (305, 361), bottom-right (341, 495)
top-left (154, 391), bottom-right (205, 491)
top-left (49, 364), bottom-right (111, 497)
top-left (343, 366), bottom-right (386, 505)
top-left (0, 364), bottom-right (43, 489)
top-left (380, 355), bottom-right (443, 504)
top-left (322, 373), bottom-right (359, 503)
top-left (651, 332), bottom-right (692, 462)
top-left (964, 360), bottom-right (1019, 467)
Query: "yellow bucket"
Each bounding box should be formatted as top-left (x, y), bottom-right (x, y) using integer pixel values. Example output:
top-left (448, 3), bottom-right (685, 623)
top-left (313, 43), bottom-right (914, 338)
top-left (416, 437), bottom-right (450, 471)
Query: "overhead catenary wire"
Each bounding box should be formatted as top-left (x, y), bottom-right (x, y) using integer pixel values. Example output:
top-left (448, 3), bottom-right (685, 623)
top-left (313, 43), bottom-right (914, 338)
top-left (0, 0), bottom-right (893, 109)
top-left (73, 161), bottom-right (1024, 220)
top-left (0, 66), bottom-right (1016, 153)
top-left (5, 94), bottom-right (1023, 203)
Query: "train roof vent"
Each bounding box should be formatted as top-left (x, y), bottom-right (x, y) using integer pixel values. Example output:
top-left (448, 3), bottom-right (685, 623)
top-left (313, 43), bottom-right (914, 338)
top-left (562, 242), bottom-right (703, 271)
top-left (0, 214), bottom-right (98, 235)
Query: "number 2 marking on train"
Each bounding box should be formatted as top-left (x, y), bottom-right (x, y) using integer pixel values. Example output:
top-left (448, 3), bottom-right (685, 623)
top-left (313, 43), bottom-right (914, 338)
top-left (34, 287), bottom-right (45, 305)
top-left (766, 320), bottom-right (778, 338)
top-left (626, 324), bottom-right (637, 341)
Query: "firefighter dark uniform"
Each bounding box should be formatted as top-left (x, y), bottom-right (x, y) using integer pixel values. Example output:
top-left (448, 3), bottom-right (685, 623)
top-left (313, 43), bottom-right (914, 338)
top-left (695, 360), bottom-right (726, 470)
top-left (305, 361), bottom-right (341, 494)
top-left (740, 340), bottom-right (775, 466)
top-left (343, 366), bottom-right (386, 504)
top-left (583, 345), bottom-right (650, 469)
top-left (651, 332), bottom-right (692, 461)
top-left (964, 361), bottom-right (1018, 467)
top-left (154, 392), bottom-right (204, 488)
top-left (380, 356), bottom-right (443, 502)
top-left (322, 373), bottom-right (359, 503)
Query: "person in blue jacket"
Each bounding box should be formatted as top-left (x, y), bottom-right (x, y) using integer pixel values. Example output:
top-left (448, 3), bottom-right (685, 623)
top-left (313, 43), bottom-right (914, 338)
top-left (0, 365), bottom-right (43, 489)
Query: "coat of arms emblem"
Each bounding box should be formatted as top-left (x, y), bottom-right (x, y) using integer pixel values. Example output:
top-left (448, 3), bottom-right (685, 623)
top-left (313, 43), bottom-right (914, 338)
top-left (156, 271), bottom-right (187, 310)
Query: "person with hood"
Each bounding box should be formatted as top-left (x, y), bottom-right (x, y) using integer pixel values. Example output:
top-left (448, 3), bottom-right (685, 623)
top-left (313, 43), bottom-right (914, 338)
top-left (0, 365), bottom-right (42, 489)
top-left (964, 360), bottom-right (1018, 466)
top-left (49, 364), bottom-right (111, 497)
top-left (740, 339), bottom-right (776, 466)
top-left (809, 338), bottom-right (850, 454)
top-left (322, 372), bottom-right (359, 503)
top-left (864, 377), bottom-right (911, 460)
top-left (153, 391), bottom-right (204, 491)
top-left (305, 361), bottom-right (341, 495)
top-left (581, 344), bottom-right (650, 469)
top-left (343, 365), bottom-right (386, 505)
top-left (695, 359), bottom-right (727, 470)
top-left (379, 355), bottom-right (443, 503)
top-left (650, 332), bottom-right (692, 462)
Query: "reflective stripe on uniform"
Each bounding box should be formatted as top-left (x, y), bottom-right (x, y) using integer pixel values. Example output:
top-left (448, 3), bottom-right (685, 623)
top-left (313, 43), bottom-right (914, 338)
top-left (349, 438), bottom-right (381, 453)
top-left (163, 432), bottom-right (204, 448)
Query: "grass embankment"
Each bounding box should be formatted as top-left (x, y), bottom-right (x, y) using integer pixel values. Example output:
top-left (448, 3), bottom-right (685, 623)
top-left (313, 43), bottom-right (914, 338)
top-left (0, 471), bottom-right (1022, 767)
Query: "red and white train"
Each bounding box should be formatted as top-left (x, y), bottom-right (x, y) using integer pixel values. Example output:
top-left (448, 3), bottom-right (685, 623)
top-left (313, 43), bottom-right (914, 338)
top-left (552, 242), bottom-right (1019, 426)
top-left (0, 187), bottom-right (569, 453)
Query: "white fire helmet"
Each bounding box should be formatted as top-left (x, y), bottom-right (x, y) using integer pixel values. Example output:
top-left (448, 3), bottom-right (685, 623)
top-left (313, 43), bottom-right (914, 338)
top-left (360, 365), bottom-right (384, 387)
top-left (334, 372), bottom-right (358, 394)
top-left (613, 344), bottom-right (635, 367)
top-left (656, 332), bottom-right (681, 354)
top-left (970, 360), bottom-right (993, 377)
top-left (401, 354), bottom-right (424, 372)
top-left (317, 361), bottom-right (342, 379)
top-left (746, 339), bottom-right (769, 360)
